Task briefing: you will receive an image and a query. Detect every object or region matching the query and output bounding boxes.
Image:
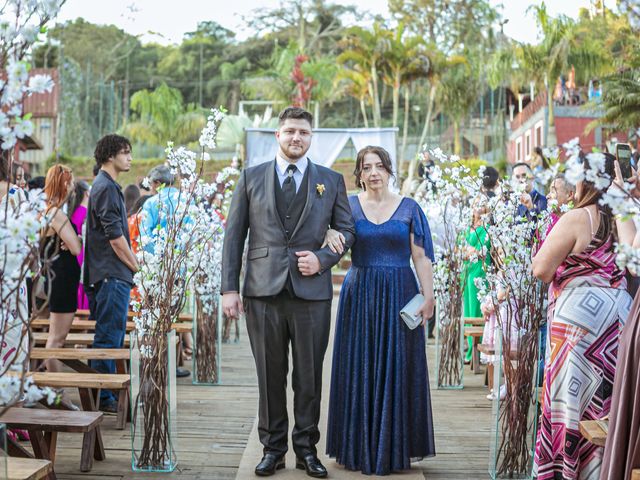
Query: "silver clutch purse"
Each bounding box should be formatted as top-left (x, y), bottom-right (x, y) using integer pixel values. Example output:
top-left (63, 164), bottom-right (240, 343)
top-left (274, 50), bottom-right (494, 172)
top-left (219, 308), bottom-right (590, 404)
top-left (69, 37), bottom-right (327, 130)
top-left (400, 293), bottom-right (424, 330)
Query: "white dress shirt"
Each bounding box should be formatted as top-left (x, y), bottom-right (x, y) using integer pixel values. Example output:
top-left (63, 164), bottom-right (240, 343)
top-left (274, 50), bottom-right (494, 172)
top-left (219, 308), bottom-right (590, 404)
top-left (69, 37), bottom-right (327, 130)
top-left (275, 154), bottom-right (307, 193)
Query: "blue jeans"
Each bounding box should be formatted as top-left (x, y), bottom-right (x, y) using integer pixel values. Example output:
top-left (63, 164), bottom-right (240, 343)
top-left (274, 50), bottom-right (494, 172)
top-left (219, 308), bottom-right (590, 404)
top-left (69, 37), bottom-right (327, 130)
top-left (90, 277), bottom-right (131, 404)
top-left (538, 321), bottom-right (548, 387)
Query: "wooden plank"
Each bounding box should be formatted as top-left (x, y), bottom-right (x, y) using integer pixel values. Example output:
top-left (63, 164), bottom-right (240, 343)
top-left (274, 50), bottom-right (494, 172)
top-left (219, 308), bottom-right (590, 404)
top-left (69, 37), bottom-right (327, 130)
top-left (7, 457), bottom-right (53, 480)
top-left (463, 326), bottom-right (484, 337)
top-left (75, 309), bottom-right (193, 322)
top-left (632, 469), bottom-right (640, 480)
top-left (1, 407), bottom-right (103, 433)
top-left (6, 371), bottom-right (129, 390)
top-left (33, 333), bottom-right (130, 347)
top-left (30, 348), bottom-right (130, 361)
top-left (464, 317), bottom-right (485, 326)
top-left (579, 420), bottom-right (607, 447)
top-left (32, 318), bottom-right (192, 333)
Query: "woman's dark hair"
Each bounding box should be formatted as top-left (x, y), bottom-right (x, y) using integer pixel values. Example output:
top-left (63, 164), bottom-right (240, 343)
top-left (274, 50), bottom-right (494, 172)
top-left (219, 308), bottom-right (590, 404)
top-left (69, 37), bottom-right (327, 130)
top-left (67, 180), bottom-right (90, 218)
top-left (574, 152), bottom-right (616, 244)
top-left (130, 194), bottom-right (151, 217)
top-left (354, 146), bottom-right (395, 190)
top-left (534, 146), bottom-right (551, 169)
top-left (482, 166), bottom-right (500, 191)
top-left (94, 134), bottom-right (131, 167)
top-left (123, 184), bottom-right (141, 216)
top-left (0, 151), bottom-right (11, 182)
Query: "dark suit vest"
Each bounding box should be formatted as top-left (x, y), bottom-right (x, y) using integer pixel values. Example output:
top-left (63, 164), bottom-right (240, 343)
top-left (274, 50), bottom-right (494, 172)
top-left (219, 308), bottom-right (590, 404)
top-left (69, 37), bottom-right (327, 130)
top-left (274, 166), bottom-right (310, 239)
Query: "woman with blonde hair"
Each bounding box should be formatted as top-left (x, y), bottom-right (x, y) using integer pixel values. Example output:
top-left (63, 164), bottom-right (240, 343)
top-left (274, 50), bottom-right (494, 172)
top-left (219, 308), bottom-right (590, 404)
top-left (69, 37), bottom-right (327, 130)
top-left (41, 164), bottom-right (82, 371)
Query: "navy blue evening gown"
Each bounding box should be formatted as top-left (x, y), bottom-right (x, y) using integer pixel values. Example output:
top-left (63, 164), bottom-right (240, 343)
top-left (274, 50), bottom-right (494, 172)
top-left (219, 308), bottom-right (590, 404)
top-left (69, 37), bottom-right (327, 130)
top-left (326, 195), bottom-right (436, 475)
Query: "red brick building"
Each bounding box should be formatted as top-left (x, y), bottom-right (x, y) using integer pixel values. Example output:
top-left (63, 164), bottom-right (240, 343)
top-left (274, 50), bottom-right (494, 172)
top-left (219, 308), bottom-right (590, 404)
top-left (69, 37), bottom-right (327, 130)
top-left (507, 90), bottom-right (629, 164)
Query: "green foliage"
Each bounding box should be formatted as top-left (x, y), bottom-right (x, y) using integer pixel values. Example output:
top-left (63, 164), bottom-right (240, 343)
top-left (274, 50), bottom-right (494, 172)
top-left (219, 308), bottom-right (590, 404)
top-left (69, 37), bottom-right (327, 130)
top-left (124, 83), bottom-right (206, 146)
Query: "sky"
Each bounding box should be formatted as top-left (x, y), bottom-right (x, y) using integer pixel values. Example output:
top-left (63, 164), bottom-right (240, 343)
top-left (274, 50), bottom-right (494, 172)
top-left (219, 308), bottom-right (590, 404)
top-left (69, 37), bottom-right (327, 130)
top-left (55, 0), bottom-right (593, 45)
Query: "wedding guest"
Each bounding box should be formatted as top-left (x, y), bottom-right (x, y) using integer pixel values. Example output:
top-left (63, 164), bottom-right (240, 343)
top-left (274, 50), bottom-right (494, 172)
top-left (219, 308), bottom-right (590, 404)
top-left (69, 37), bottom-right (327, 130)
top-left (532, 153), bottom-right (631, 479)
top-left (462, 197), bottom-right (491, 364)
top-left (123, 184), bottom-right (140, 216)
top-left (0, 154), bottom-right (29, 371)
top-left (600, 162), bottom-right (640, 480)
top-left (12, 164), bottom-right (27, 190)
top-left (68, 180), bottom-right (91, 310)
top-left (85, 134), bottom-right (138, 414)
top-left (326, 145), bottom-right (436, 475)
top-left (127, 194), bottom-right (150, 305)
top-left (512, 162), bottom-right (547, 221)
top-left (41, 165), bottom-right (82, 372)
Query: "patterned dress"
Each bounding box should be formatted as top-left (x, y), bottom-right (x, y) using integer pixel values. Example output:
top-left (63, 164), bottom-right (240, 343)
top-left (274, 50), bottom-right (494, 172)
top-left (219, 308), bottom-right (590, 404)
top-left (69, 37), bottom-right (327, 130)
top-left (534, 211), bottom-right (632, 480)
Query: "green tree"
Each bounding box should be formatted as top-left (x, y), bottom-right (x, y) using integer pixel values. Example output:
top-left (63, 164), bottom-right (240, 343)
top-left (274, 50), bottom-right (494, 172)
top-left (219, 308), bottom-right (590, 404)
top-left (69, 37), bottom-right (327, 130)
top-left (124, 83), bottom-right (205, 146)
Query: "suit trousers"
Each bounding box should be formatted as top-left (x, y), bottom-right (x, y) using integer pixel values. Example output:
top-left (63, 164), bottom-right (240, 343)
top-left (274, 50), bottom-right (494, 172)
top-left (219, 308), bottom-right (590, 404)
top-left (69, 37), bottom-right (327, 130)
top-left (244, 293), bottom-right (332, 458)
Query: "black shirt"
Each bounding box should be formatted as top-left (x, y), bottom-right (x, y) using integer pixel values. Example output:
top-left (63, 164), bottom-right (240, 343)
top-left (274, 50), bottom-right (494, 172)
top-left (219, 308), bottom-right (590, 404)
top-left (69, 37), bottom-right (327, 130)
top-left (84, 170), bottom-right (134, 286)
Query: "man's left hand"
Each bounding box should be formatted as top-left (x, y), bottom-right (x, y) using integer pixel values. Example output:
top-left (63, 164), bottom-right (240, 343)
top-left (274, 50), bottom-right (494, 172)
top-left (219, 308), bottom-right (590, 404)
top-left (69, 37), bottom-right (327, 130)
top-left (295, 251), bottom-right (321, 276)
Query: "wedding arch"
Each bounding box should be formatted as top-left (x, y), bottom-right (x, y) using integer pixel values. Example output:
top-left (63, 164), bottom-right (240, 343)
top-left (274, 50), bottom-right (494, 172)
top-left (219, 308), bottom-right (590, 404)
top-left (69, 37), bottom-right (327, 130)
top-left (245, 127), bottom-right (398, 172)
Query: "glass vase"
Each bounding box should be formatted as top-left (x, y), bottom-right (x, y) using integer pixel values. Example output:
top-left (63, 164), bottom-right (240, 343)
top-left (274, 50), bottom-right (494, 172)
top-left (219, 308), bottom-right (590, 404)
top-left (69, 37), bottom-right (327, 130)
top-left (130, 329), bottom-right (178, 472)
top-left (192, 294), bottom-right (222, 385)
top-left (489, 329), bottom-right (541, 479)
top-left (435, 297), bottom-right (465, 389)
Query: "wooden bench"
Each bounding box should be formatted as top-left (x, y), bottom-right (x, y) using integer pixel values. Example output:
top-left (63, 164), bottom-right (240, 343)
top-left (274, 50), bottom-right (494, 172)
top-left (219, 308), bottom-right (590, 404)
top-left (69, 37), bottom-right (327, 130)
top-left (579, 419), bottom-right (608, 447)
top-left (2, 407), bottom-right (104, 473)
top-left (7, 457), bottom-right (53, 480)
top-left (75, 309), bottom-right (193, 322)
top-left (31, 318), bottom-right (192, 333)
top-left (464, 327), bottom-right (484, 374)
top-left (33, 333), bottom-right (132, 347)
top-left (10, 371), bottom-right (131, 430)
top-left (30, 348), bottom-right (129, 375)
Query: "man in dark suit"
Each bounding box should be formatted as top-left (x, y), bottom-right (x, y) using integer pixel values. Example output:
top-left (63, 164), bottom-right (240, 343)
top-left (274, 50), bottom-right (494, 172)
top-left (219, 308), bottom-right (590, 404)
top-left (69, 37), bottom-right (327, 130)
top-left (221, 107), bottom-right (355, 477)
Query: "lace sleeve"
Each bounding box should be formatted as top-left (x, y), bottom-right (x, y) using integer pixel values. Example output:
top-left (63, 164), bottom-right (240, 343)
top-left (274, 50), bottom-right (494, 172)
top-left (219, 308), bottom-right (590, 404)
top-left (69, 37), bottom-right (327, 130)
top-left (410, 201), bottom-right (435, 262)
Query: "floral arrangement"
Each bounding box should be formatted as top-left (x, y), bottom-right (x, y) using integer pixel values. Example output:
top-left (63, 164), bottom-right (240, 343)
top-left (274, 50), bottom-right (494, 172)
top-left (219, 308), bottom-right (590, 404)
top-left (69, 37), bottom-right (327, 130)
top-left (414, 149), bottom-right (479, 388)
top-left (0, 0), bottom-right (64, 412)
top-left (129, 107), bottom-right (227, 470)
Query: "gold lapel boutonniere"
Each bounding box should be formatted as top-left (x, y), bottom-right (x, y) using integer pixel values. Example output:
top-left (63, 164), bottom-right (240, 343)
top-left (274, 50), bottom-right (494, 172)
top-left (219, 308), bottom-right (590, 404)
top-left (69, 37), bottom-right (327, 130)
top-left (316, 183), bottom-right (325, 197)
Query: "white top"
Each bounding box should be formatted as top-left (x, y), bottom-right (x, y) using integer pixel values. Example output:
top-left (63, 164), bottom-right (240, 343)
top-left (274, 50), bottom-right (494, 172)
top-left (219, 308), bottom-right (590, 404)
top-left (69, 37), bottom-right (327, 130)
top-left (275, 154), bottom-right (307, 193)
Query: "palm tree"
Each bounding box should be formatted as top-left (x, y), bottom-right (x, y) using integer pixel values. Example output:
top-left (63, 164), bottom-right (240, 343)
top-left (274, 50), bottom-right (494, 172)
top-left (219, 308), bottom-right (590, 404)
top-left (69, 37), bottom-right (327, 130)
top-left (437, 55), bottom-right (483, 155)
top-left (596, 68), bottom-right (640, 131)
top-left (526, 3), bottom-right (606, 128)
top-left (337, 24), bottom-right (391, 127)
top-left (124, 83), bottom-right (205, 146)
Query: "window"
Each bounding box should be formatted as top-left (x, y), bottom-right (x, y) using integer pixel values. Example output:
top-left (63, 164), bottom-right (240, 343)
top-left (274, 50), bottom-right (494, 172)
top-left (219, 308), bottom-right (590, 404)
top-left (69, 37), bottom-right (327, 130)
top-left (534, 120), bottom-right (544, 147)
top-left (516, 137), bottom-right (522, 162)
top-left (525, 131), bottom-right (531, 159)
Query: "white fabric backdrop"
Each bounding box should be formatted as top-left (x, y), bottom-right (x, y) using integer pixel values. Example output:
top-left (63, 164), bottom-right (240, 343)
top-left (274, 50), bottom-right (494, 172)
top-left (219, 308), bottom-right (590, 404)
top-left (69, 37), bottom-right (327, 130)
top-left (245, 128), bottom-right (398, 174)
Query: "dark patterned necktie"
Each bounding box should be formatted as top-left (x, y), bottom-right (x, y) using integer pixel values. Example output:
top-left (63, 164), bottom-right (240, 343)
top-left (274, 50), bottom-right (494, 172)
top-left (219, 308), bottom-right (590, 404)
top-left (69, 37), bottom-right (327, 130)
top-left (282, 164), bottom-right (297, 206)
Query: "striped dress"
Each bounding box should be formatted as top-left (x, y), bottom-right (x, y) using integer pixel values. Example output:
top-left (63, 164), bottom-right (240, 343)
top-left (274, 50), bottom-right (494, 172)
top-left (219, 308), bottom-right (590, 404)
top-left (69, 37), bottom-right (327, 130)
top-left (534, 211), bottom-right (632, 479)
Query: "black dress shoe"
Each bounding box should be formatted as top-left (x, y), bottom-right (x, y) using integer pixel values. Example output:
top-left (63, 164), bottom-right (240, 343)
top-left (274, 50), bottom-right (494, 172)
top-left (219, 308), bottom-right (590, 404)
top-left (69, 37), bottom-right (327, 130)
top-left (255, 453), bottom-right (285, 476)
top-left (296, 454), bottom-right (327, 478)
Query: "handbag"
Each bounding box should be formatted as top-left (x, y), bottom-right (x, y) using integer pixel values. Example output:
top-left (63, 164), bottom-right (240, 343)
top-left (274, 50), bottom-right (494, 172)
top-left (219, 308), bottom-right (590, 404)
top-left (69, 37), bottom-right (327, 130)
top-left (400, 293), bottom-right (424, 330)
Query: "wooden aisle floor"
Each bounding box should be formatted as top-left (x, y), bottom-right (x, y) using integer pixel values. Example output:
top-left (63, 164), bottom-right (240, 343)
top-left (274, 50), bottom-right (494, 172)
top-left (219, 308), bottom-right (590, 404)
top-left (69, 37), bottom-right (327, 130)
top-left (36, 296), bottom-right (493, 480)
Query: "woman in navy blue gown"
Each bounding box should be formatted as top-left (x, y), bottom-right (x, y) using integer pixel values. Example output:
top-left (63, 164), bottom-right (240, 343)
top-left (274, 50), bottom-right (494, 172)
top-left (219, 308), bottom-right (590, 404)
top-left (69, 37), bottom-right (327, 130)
top-left (326, 146), bottom-right (436, 475)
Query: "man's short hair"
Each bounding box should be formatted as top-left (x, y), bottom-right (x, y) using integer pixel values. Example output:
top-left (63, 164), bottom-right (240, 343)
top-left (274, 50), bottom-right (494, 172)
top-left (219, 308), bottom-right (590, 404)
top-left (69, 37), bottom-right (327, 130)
top-left (482, 166), bottom-right (500, 190)
top-left (512, 162), bottom-right (533, 173)
top-left (148, 165), bottom-right (175, 186)
top-left (278, 107), bottom-right (313, 127)
top-left (94, 134), bottom-right (132, 166)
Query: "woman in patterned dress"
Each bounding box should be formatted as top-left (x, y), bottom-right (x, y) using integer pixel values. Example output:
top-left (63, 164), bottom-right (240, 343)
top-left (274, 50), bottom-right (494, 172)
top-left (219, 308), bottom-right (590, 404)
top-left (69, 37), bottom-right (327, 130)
top-left (532, 153), bottom-right (632, 479)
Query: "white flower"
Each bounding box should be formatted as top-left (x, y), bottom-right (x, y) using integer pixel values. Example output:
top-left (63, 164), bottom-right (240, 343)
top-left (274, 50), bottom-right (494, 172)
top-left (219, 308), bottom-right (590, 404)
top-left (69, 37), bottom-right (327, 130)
top-left (27, 74), bottom-right (54, 94)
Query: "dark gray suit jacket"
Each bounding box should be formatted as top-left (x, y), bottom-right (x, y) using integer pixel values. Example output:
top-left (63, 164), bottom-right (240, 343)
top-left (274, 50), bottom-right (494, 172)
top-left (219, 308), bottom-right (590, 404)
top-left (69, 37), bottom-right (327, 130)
top-left (221, 159), bottom-right (355, 301)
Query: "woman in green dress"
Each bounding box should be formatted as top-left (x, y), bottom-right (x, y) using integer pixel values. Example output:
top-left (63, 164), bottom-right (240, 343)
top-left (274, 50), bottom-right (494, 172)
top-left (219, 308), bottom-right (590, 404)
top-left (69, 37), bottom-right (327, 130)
top-left (462, 199), bottom-right (491, 362)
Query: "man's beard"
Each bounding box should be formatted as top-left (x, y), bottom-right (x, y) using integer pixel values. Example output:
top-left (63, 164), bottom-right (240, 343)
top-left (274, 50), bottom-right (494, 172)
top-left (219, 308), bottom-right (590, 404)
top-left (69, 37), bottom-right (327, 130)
top-left (283, 144), bottom-right (308, 160)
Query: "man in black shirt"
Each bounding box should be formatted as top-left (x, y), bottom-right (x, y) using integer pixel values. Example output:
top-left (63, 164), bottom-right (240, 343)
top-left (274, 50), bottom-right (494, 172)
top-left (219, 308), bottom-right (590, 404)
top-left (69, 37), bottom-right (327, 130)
top-left (85, 134), bottom-right (139, 413)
